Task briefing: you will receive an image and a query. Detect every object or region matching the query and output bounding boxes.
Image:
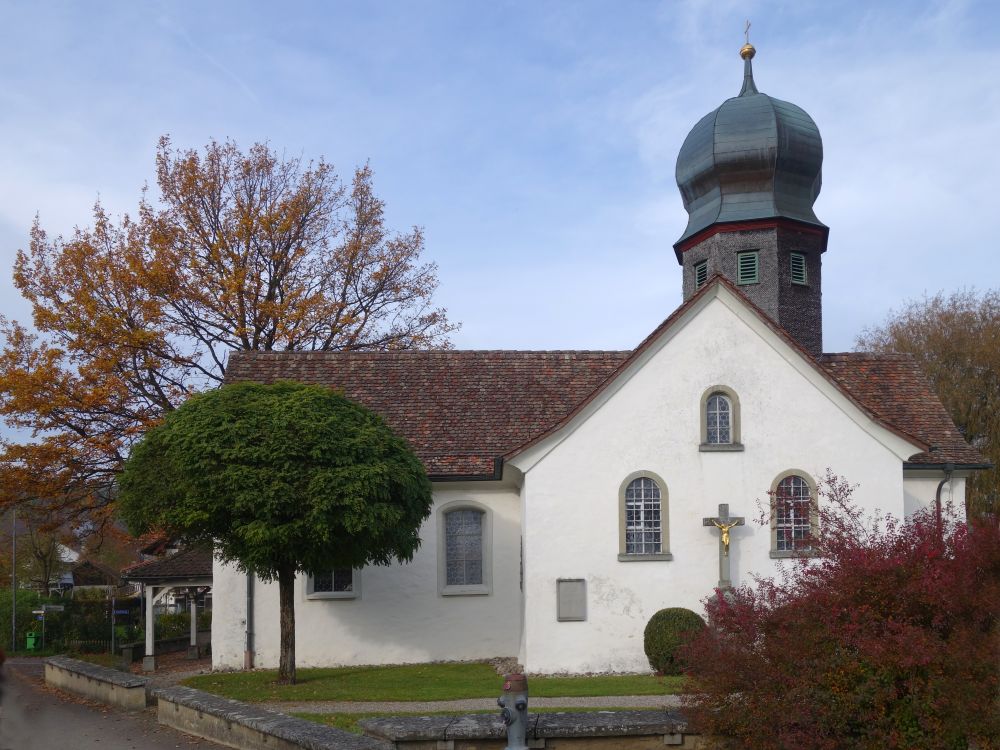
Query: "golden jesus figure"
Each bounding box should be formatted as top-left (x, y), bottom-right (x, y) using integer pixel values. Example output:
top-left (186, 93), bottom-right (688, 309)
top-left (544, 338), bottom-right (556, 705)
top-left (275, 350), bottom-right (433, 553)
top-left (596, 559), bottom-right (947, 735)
top-left (713, 519), bottom-right (740, 556)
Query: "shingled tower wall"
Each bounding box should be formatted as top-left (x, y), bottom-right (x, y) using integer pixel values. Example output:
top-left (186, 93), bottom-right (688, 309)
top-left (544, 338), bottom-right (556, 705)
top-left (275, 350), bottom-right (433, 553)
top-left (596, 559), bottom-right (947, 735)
top-left (674, 42), bottom-right (828, 357)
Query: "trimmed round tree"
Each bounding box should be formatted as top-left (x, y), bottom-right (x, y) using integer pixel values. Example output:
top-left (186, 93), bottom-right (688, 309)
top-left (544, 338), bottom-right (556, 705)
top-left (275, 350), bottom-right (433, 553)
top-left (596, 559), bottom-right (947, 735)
top-left (643, 607), bottom-right (705, 675)
top-left (118, 381), bottom-right (433, 684)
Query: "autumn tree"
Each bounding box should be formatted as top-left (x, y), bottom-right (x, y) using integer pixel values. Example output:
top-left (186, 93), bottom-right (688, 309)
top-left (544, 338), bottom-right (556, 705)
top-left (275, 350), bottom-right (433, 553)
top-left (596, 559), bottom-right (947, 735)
top-left (857, 289), bottom-right (999, 521)
top-left (0, 137), bottom-right (455, 528)
top-left (681, 474), bottom-right (1000, 750)
top-left (118, 381), bottom-right (433, 684)
top-left (0, 505), bottom-right (73, 596)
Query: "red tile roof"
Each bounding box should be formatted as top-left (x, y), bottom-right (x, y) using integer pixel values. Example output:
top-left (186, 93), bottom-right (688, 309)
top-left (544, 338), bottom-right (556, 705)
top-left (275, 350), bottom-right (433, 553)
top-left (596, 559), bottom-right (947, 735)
top-left (71, 559), bottom-right (120, 587)
top-left (227, 350), bottom-right (629, 477)
top-left (818, 353), bottom-right (986, 466)
top-left (122, 546), bottom-right (214, 582)
top-left (224, 290), bottom-right (985, 476)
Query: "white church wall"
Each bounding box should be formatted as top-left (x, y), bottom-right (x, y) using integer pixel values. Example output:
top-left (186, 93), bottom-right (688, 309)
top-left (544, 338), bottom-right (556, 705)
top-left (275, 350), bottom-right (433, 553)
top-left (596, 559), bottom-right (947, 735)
top-left (902, 473), bottom-right (966, 517)
top-left (213, 482), bottom-right (522, 670)
top-left (519, 296), bottom-right (914, 674)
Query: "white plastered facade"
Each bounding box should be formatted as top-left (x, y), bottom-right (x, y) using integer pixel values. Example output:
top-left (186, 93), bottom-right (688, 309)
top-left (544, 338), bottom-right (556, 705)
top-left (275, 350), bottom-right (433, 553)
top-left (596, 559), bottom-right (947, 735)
top-left (212, 285), bottom-right (963, 674)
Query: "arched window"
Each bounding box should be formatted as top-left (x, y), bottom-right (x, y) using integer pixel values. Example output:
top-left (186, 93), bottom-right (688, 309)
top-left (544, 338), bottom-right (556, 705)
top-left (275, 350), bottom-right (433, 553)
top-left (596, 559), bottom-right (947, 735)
top-left (706, 394), bottom-right (732, 444)
top-left (700, 386), bottom-right (743, 450)
top-left (771, 472), bottom-right (817, 556)
top-left (438, 503), bottom-right (492, 595)
top-left (618, 472), bottom-right (672, 561)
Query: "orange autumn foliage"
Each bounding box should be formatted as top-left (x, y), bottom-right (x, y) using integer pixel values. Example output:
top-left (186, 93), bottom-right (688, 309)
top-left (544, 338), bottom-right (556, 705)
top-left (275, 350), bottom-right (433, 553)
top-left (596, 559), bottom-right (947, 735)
top-left (0, 137), bottom-right (456, 530)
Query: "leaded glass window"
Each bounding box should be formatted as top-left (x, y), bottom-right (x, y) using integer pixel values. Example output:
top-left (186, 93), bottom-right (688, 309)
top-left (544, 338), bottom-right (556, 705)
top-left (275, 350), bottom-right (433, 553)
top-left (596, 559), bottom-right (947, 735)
top-left (775, 475), bottom-right (813, 552)
top-left (445, 509), bottom-right (483, 586)
top-left (706, 394), bottom-right (732, 444)
top-left (624, 477), bottom-right (662, 555)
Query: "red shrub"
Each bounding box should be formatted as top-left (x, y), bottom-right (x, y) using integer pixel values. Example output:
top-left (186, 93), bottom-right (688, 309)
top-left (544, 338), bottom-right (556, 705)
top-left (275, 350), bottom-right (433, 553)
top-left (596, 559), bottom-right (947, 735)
top-left (681, 472), bottom-right (1000, 750)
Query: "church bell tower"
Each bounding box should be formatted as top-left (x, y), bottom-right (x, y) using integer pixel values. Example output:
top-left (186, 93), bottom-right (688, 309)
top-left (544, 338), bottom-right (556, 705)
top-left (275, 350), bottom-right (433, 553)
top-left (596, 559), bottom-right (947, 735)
top-left (674, 40), bottom-right (828, 356)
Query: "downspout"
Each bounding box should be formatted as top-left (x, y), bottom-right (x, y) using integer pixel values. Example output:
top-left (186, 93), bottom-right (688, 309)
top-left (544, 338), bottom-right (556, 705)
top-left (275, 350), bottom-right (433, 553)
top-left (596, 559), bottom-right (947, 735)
top-left (934, 462), bottom-right (955, 541)
top-left (244, 571), bottom-right (255, 670)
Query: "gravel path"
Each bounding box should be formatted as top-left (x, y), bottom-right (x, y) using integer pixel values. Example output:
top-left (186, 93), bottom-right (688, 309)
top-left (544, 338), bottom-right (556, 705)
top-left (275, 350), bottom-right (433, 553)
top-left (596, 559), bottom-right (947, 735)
top-left (262, 693), bottom-right (684, 715)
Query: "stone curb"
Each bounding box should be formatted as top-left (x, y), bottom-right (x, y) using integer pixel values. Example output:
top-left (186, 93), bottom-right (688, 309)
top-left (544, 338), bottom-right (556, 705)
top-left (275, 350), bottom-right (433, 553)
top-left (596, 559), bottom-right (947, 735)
top-left (155, 685), bottom-right (389, 750)
top-left (44, 656), bottom-right (149, 689)
top-left (43, 656), bottom-right (151, 710)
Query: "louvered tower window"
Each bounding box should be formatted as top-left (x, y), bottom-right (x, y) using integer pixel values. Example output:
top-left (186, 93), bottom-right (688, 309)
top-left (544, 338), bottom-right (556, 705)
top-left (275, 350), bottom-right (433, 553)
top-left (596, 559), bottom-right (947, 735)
top-left (694, 260), bottom-right (708, 289)
top-left (736, 251), bottom-right (759, 284)
top-left (790, 253), bottom-right (808, 285)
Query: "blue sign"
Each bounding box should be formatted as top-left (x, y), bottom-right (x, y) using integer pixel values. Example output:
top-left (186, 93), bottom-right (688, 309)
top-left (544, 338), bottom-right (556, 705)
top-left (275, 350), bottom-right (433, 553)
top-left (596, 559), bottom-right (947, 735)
top-left (36, 615), bottom-right (43, 621)
top-left (114, 609), bottom-right (130, 615)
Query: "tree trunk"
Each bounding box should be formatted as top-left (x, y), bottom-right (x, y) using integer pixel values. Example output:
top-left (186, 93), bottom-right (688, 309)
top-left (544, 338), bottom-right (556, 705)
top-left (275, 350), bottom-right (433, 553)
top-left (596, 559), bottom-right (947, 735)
top-left (277, 566), bottom-right (296, 684)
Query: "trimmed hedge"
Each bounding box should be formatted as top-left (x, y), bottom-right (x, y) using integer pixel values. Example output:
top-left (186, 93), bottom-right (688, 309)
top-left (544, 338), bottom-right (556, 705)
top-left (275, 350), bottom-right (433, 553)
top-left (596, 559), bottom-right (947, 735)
top-left (643, 607), bottom-right (705, 675)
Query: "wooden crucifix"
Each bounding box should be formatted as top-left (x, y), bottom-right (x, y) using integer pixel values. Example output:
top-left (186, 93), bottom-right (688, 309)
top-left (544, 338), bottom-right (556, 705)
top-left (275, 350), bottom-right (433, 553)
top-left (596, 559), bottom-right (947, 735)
top-left (703, 503), bottom-right (745, 590)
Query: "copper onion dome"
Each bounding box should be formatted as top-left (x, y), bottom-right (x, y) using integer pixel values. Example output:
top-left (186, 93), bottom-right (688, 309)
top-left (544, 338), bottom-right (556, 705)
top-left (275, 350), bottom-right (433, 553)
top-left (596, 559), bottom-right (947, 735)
top-left (674, 43), bottom-right (825, 247)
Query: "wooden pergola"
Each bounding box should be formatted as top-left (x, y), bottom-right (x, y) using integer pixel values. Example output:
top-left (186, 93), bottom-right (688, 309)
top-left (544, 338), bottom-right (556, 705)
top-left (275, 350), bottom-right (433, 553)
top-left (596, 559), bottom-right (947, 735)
top-left (122, 546), bottom-right (213, 671)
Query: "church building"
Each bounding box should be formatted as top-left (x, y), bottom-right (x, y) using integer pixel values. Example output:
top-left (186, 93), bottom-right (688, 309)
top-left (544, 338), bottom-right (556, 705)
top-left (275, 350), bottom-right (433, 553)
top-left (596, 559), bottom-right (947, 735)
top-left (212, 43), bottom-right (986, 674)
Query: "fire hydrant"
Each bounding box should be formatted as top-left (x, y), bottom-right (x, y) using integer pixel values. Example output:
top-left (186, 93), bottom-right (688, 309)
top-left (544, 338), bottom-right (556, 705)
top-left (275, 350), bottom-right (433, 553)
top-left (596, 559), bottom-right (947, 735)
top-left (497, 673), bottom-right (529, 750)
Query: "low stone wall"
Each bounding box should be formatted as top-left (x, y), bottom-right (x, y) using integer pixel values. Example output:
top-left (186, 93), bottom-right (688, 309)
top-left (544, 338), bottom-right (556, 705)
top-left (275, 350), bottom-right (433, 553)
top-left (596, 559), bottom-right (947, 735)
top-left (155, 685), bottom-right (388, 750)
top-left (361, 710), bottom-right (703, 749)
top-left (120, 630), bottom-right (212, 663)
top-left (44, 656), bottom-right (150, 711)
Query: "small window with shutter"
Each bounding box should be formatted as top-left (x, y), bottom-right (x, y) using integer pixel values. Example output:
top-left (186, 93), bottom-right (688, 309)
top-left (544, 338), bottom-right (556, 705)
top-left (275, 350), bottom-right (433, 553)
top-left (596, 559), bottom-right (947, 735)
top-left (694, 260), bottom-right (708, 289)
top-left (790, 253), bottom-right (808, 285)
top-left (736, 251), bottom-right (759, 285)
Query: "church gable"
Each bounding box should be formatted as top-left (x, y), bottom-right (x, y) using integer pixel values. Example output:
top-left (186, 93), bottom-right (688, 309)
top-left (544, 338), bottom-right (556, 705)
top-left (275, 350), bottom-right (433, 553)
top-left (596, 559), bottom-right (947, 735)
top-left (507, 279), bottom-right (928, 476)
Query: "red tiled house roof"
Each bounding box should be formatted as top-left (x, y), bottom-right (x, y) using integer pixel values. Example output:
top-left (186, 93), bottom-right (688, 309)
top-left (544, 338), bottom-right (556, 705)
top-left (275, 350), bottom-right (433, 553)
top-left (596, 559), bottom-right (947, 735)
top-left (226, 350), bottom-right (629, 478)
top-left (122, 546), bottom-right (214, 583)
top-left (224, 286), bottom-right (986, 477)
top-left (818, 353), bottom-right (987, 467)
top-left (71, 559), bottom-right (120, 587)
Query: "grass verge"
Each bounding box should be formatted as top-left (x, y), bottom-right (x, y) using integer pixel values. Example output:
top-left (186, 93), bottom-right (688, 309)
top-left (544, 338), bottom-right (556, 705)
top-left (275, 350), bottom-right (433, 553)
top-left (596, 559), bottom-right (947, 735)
top-left (183, 662), bottom-right (684, 703)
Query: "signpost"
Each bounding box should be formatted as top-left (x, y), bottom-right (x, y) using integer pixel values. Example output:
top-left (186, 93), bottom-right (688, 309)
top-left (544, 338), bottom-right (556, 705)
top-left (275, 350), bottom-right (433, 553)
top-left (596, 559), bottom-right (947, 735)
top-left (31, 609), bottom-right (45, 650)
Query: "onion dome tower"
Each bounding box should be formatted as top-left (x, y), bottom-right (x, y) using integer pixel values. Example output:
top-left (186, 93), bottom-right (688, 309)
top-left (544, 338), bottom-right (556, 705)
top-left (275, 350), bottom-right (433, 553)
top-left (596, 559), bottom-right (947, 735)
top-left (674, 39), bottom-right (828, 356)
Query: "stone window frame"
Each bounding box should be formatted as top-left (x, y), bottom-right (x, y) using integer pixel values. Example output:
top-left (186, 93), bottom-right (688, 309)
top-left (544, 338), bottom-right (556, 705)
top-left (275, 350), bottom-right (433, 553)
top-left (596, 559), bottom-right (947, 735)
top-left (769, 470), bottom-right (819, 559)
top-left (617, 470), bottom-right (673, 562)
top-left (699, 385), bottom-right (744, 452)
top-left (438, 500), bottom-right (493, 596)
top-left (305, 568), bottom-right (361, 600)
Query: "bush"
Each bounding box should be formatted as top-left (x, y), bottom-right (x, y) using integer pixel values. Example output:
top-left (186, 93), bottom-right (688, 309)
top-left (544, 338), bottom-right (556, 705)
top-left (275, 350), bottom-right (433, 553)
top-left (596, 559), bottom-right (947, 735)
top-left (643, 607), bottom-right (705, 675)
top-left (681, 472), bottom-right (1000, 750)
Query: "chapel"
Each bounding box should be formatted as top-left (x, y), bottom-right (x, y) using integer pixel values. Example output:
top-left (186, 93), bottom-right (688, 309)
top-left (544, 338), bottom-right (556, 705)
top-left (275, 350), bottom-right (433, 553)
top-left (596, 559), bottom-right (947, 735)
top-left (211, 43), bottom-right (986, 674)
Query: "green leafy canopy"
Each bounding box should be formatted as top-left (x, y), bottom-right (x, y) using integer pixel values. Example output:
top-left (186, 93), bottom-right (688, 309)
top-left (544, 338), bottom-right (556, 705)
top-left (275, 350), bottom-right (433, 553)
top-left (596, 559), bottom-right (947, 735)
top-left (118, 381), bottom-right (433, 582)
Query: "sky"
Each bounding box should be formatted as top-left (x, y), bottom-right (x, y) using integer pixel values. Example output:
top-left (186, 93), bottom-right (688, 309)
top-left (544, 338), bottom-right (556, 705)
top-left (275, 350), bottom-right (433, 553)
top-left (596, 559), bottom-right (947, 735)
top-left (0, 0), bottom-right (998, 361)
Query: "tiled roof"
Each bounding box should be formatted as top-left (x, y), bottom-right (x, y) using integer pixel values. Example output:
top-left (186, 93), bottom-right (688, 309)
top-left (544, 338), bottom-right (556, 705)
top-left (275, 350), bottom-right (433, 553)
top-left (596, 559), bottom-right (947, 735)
top-left (226, 350), bottom-right (629, 477)
top-left (818, 353), bottom-right (987, 466)
top-left (122, 546), bottom-right (214, 582)
top-left (224, 299), bottom-right (984, 475)
top-left (72, 560), bottom-right (119, 587)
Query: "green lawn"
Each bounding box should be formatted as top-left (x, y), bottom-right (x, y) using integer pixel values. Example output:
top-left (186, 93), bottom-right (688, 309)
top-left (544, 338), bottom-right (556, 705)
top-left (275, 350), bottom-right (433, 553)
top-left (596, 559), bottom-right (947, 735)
top-left (183, 662), bottom-right (684, 703)
top-left (295, 707), bottom-right (663, 735)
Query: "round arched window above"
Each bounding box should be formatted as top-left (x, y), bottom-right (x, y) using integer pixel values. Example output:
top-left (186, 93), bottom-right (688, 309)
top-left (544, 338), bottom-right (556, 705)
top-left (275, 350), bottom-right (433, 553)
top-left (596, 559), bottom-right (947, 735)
top-left (700, 386), bottom-right (743, 451)
top-left (706, 394), bottom-right (732, 444)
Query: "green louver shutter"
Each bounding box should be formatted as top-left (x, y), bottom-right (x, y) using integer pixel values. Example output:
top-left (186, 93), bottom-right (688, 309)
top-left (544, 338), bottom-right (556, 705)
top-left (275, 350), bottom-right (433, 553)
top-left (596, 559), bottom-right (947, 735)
top-left (790, 253), bottom-right (808, 285)
top-left (695, 260), bottom-right (708, 288)
top-left (736, 251), bottom-right (759, 284)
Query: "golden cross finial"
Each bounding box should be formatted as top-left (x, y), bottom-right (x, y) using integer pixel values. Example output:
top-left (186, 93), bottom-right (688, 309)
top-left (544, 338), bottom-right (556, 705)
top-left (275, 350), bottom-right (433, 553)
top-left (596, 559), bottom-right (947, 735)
top-left (740, 19), bottom-right (756, 61)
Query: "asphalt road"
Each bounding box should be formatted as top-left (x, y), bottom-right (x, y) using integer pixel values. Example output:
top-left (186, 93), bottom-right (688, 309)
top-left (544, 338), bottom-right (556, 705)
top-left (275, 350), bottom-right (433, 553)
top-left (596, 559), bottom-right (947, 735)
top-left (0, 658), bottom-right (219, 749)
